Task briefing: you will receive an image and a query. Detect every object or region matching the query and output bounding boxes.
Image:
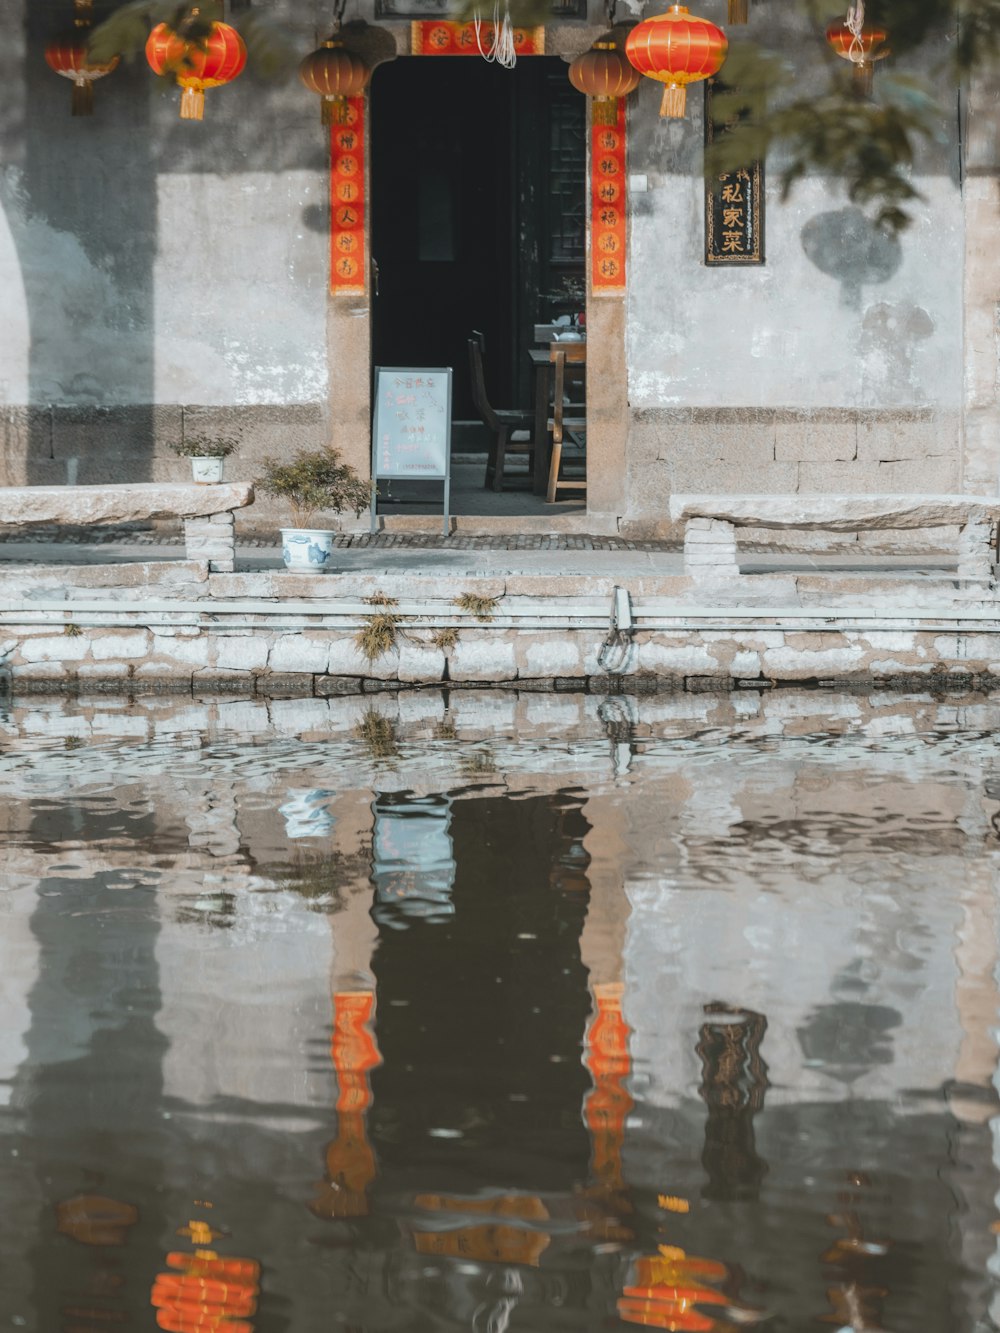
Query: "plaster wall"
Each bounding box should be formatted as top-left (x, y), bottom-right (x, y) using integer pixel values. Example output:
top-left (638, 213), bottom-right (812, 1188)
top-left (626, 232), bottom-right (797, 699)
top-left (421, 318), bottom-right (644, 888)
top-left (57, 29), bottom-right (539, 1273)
top-left (0, 0), bottom-right (333, 493)
top-left (621, 8), bottom-right (970, 537)
top-left (0, 3), bottom-right (989, 535)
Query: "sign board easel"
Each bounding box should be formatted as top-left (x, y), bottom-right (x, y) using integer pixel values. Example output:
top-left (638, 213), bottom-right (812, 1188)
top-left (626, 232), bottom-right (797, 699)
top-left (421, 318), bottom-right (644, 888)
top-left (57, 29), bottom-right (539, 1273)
top-left (371, 366), bottom-right (452, 535)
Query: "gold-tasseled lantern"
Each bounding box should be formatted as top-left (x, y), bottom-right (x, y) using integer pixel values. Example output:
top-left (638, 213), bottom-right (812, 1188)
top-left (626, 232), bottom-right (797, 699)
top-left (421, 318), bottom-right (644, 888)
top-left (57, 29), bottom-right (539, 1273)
top-left (625, 4), bottom-right (728, 119)
top-left (568, 40), bottom-right (640, 125)
top-left (145, 11), bottom-right (247, 121)
top-left (299, 39), bottom-right (369, 126)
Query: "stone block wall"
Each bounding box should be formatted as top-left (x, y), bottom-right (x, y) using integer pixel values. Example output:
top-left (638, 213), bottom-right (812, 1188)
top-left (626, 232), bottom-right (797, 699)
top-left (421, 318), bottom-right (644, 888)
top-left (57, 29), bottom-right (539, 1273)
top-left (5, 619), bottom-right (1000, 694)
top-left (623, 407), bottom-right (962, 544)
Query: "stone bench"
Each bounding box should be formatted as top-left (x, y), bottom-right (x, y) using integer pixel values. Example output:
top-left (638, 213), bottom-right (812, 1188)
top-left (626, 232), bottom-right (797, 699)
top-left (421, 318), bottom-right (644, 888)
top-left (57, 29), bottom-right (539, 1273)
top-left (0, 482), bottom-right (254, 573)
top-left (669, 494), bottom-right (1000, 585)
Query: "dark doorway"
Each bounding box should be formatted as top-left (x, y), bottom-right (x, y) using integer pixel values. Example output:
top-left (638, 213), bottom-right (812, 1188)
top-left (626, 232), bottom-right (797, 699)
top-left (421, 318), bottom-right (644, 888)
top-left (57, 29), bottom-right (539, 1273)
top-left (370, 55), bottom-right (585, 425)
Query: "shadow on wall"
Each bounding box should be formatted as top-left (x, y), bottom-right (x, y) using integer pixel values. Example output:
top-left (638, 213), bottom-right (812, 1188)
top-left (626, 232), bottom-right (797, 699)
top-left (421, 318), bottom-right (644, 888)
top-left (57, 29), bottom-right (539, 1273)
top-left (800, 206), bottom-right (902, 311)
top-left (4, 4), bottom-right (335, 492)
top-left (15, 0), bottom-right (156, 486)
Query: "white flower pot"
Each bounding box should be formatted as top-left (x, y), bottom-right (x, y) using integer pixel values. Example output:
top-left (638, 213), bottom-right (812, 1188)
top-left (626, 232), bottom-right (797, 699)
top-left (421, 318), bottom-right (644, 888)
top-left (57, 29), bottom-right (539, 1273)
top-left (191, 456), bottom-right (225, 484)
top-left (281, 528), bottom-right (335, 572)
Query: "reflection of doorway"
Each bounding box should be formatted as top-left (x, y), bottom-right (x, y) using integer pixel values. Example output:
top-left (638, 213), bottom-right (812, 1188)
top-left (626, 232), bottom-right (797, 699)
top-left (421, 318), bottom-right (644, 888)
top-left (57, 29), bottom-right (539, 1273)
top-left (370, 56), bottom-right (585, 425)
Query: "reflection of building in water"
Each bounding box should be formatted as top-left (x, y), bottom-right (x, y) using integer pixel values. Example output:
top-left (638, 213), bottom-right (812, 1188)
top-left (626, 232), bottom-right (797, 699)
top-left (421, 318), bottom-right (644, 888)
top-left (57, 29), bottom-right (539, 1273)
top-left (312, 991), bottom-right (380, 1220)
top-left (151, 1218), bottom-right (261, 1333)
top-left (697, 1004), bottom-right (769, 1202)
top-left (367, 792), bottom-right (594, 1195)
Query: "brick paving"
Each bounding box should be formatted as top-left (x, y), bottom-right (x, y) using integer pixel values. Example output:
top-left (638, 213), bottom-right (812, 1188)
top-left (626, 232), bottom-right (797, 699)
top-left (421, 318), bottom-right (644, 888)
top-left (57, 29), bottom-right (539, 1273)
top-left (0, 526), bottom-right (677, 553)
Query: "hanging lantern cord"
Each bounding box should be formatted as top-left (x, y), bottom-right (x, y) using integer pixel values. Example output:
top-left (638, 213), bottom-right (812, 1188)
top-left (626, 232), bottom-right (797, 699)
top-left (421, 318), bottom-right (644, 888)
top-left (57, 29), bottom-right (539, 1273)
top-left (475, 0), bottom-right (517, 69)
top-left (845, 0), bottom-right (866, 65)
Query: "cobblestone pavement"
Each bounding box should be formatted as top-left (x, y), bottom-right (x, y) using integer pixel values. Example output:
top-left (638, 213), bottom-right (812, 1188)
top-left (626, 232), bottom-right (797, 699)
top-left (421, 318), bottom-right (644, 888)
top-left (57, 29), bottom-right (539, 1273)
top-left (0, 527), bottom-right (676, 552)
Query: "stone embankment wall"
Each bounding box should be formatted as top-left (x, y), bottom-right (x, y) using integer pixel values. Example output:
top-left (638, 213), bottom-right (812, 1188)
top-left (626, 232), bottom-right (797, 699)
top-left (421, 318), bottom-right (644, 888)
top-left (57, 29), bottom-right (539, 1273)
top-left (3, 562), bottom-right (1000, 693)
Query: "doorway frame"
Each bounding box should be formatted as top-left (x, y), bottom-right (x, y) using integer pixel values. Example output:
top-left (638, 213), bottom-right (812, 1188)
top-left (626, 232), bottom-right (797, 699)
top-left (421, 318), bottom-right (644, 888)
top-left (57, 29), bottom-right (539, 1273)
top-left (327, 20), bottom-right (629, 529)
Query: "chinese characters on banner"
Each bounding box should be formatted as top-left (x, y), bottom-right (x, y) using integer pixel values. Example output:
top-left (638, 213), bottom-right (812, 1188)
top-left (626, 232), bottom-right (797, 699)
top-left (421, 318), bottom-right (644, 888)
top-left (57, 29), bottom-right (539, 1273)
top-left (704, 79), bottom-right (764, 265)
top-left (411, 21), bottom-right (545, 54)
top-left (329, 96), bottom-right (366, 295)
top-left (591, 99), bottom-right (627, 293)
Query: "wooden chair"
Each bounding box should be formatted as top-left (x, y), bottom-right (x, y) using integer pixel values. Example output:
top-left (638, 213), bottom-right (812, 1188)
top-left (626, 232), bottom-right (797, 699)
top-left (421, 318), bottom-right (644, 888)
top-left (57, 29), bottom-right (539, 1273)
top-left (468, 333), bottom-right (535, 492)
top-left (546, 343), bottom-right (587, 503)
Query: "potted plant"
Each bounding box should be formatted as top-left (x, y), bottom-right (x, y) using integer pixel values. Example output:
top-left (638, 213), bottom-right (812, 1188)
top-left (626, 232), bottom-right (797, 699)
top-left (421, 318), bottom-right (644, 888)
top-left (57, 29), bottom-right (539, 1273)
top-left (172, 435), bottom-right (238, 484)
top-left (254, 445), bottom-right (371, 572)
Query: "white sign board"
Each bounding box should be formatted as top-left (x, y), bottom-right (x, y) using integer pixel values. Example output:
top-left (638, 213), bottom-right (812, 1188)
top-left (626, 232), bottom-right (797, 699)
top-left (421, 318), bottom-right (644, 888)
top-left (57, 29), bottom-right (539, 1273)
top-left (371, 366), bottom-right (452, 535)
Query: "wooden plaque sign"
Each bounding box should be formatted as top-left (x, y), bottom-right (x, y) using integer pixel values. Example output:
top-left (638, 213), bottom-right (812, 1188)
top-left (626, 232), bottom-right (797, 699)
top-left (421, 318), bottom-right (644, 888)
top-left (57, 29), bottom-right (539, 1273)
top-left (704, 80), bottom-right (764, 266)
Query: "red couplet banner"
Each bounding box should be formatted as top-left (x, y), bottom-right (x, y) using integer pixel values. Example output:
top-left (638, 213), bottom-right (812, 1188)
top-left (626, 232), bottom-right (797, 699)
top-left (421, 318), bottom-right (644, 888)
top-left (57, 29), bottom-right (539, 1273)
top-left (591, 100), bottom-right (627, 294)
top-left (329, 96), bottom-right (366, 296)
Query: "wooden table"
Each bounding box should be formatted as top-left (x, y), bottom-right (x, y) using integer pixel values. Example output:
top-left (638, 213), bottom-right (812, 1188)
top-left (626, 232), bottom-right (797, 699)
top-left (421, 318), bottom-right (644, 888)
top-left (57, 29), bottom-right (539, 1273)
top-left (529, 344), bottom-right (586, 497)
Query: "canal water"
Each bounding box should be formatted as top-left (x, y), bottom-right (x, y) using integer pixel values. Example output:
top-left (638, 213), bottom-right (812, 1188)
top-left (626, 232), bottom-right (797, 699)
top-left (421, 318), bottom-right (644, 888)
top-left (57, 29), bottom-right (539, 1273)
top-left (1, 688), bottom-right (998, 1332)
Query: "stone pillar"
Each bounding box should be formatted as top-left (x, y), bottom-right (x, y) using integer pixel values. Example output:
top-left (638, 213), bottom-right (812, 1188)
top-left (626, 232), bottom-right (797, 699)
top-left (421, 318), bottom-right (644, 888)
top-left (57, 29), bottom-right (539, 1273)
top-left (327, 297), bottom-right (372, 488)
top-left (956, 511), bottom-right (997, 589)
top-left (182, 511), bottom-right (236, 572)
top-left (962, 71), bottom-right (1000, 494)
top-left (683, 517), bottom-right (740, 579)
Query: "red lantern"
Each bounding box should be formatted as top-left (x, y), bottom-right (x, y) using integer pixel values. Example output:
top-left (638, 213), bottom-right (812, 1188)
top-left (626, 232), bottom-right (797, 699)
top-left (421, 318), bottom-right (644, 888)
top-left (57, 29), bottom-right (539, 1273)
top-left (45, 0), bottom-right (118, 116)
top-left (145, 14), bottom-right (247, 121)
top-left (625, 5), bottom-right (727, 120)
top-left (826, 14), bottom-right (889, 96)
top-left (45, 40), bottom-right (119, 116)
top-left (569, 41), bottom-right (640, 125)
top-left (299, 39), bottom-right (369, 126)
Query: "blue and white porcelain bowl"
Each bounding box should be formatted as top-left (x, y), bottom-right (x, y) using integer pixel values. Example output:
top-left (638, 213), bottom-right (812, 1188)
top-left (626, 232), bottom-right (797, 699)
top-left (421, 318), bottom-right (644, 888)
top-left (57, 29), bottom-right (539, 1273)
top-left (280, 528), bottom-right (335, 572)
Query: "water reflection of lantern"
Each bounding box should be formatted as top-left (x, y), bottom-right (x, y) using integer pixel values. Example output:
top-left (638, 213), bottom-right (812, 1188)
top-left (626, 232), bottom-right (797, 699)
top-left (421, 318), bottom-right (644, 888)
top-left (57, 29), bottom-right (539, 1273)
top-left (618, 1245), bottom-right (730, 1330)
top-left (625, 5), bottom-right (727, 119)
top-left (826, 4), bottom-right (889, 97)
top-left (151, 1220), bottom-right (261, 1333)
top-left (56, 1193), bottom-right (138, 1245)
top-left (312, 991), bottom-right (381, 1219)
top-left (818, 1172), bottom-right (890, 1329)
top-left (413, 1192), bottom-right (551, 1265)
top-left (299, 39), bottom-right (369, 126)
top-left (568, 41), bottom-right (640, 125)
top-left (697, 1003), bottom-right (769, 1202)
top-left (145, 11), bottom-right (247, 122)
top-left (45, 0), bottom-right (118, 116)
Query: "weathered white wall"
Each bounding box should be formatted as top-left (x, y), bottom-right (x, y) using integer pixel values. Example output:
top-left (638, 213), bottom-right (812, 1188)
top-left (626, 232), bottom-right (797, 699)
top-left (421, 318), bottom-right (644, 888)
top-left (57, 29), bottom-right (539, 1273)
top-left (622, 8), bottom-right (969, 533)
top-left (0, 1), bottom-right (988, 528)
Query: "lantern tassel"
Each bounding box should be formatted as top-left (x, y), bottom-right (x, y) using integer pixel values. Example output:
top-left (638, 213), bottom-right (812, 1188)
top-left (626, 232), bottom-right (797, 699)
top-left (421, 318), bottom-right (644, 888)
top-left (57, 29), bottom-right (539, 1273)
top-left (728, 0), bottom-right (748, 22)
top-left (851, 60), bottom-right (874, 96)
top-left (593, 96), bottom-right (618, 126)
top-left (321, 96), bottom-right (335, 126)
top-left (659, 83), bottom-right (686, 118)
top-left (71, 79), bottom-right (94, 116)
top-left (179, 84), bottom-right (205, 120)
